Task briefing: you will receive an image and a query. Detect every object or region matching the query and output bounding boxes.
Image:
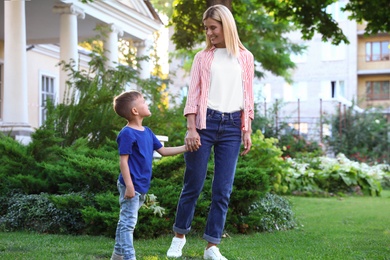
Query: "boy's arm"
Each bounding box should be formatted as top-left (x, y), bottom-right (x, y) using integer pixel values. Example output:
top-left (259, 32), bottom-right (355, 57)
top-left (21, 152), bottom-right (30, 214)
top-left (156, 145), bottom-right (188, 156)
top-left (119, 154), bottom-right (135, 199)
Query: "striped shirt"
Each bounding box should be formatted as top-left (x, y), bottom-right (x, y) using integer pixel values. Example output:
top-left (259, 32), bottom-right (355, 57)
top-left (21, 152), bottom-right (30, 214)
top-left (184, 46), bottom-right (255, 131)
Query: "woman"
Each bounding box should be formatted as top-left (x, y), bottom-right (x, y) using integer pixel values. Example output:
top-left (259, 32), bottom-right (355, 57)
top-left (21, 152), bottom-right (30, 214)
top-left (167, 4), bottom-right (254, 260)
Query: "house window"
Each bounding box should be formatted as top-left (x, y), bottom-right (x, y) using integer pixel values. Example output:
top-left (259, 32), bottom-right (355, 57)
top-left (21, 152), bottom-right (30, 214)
top-left (366, 81), bottom-right (390, 101)
top-left (365, 41), bottom-right (390, 61)
top-left (40, 74), bottom-right (56, 125)
top-left (320, 80), bottom-right (345, 100)
top-left (331, 80), bottom-right (345, 98)
top-left (323, 124), bottom-right (331, 136)
top-left (289, 122), bottom-right (308, 135)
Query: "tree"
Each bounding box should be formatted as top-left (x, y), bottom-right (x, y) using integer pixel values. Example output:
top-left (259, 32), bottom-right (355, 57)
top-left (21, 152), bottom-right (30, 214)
top-left (80, 0), bottom-right (389, 79)
top-left (344, 0), bottom-right (390, 35)
top-left (170, 0), bottom-right (303, 80)
top-left (161, 0), bottom-right (389, 80)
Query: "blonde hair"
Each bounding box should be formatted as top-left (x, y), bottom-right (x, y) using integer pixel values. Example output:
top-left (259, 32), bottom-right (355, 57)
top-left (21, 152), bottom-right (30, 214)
top-left (203, 4), bottom-right (246, 57)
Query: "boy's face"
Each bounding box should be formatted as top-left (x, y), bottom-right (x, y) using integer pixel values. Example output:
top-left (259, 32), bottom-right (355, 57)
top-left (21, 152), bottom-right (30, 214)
top-left (133, 95), bottom-right (151, 117)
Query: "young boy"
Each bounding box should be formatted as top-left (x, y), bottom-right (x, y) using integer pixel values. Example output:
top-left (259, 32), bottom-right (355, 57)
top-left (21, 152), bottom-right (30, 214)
top-left (111, 90), bottom-right (194, 260)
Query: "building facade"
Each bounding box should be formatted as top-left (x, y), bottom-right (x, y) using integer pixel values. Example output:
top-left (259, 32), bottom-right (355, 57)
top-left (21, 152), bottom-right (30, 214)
top-left (0, 0), bottom-right (162, 144)
top-left (357, 23), bottom-right (390, 111)
top-left (256, 0), bottom-right (390, 142)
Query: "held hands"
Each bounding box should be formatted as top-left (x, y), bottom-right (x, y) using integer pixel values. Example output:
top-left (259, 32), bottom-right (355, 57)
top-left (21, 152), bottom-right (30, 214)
top-left (240, 130), bottom-right (252, 156)
top-left (185, 129), bottom-right (201, 152)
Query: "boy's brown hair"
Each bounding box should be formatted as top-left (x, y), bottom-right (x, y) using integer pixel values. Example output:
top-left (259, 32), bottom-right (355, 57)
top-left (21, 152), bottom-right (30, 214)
top-left (113, 90), bottom-right (142, 121)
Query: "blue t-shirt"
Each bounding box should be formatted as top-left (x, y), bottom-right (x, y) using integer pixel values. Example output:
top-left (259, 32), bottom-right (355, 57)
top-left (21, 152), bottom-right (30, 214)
top-left (117, 126), bottom-right (163, 193)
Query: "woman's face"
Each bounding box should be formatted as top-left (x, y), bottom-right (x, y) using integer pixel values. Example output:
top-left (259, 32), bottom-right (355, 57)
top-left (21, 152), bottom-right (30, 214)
top-left (204, 18), bottom-right (225, 48)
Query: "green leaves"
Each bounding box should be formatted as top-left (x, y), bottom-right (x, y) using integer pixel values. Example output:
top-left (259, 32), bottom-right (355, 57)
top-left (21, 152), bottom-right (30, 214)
top-left (280, 154), bottom-right (387, 196)
top-left (166, 0), bottom-right (357, 80)
top-left (344, 0), bottom-right (390, 35)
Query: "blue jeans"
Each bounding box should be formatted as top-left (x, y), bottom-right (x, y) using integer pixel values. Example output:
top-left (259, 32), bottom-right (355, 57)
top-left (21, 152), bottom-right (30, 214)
top-left (114, 181), bottom-right (145, 260)
top-left (173, 108), bottom-right (242, 244)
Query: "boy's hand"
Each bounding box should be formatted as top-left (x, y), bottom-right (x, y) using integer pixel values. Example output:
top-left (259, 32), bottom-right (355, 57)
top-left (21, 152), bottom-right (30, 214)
top-left (124, 186), bottom-right (135, 199)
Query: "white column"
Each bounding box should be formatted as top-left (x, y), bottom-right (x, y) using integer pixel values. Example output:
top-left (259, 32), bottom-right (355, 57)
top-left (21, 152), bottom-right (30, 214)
top-left (53, 4), bottom-right (85, 102)
top-left (104, 24), bottom-right (124, 69)
top-left (1, 0), bottom-right (32, 144)
top-left (135, 37), bottom-right (154, 79)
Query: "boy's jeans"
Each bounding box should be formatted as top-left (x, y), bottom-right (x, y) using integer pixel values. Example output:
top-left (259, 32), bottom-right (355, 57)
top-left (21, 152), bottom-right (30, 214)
top-left (114, 181), bottom-right (145, 260)
top-left (173, 108), bottom-right (242, 244)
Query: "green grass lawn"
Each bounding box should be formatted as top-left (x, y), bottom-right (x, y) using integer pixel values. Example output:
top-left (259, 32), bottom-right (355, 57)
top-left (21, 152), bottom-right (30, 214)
top-left (1, 191), bottom-right (389, 260)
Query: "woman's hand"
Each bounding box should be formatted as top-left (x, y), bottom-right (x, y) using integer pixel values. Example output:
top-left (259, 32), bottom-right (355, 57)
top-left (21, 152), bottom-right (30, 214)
top-left (185, 129), bottom-right (201, 152)
top-left (240, 130), bottom-right (252, 156)
top-left (185, 114), bottom-right (201, 152)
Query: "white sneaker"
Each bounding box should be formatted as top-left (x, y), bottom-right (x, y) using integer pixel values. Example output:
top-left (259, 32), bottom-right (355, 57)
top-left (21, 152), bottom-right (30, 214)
top-left (203, 246), bottom-right (228, 260)
top-left (167, 237), bottom-right (186, 258)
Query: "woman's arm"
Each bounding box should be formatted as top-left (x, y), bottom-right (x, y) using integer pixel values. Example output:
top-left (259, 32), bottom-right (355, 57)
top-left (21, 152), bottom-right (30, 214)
top-left (184, 114), bottom-right (201, 152)
top-left (241, 120), bottom-right (252, 156)
top-left (184, 52), bottom-right (202, 115)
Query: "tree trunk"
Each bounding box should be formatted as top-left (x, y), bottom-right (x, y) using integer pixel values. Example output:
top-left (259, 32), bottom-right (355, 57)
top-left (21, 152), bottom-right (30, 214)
top-left (206, 0), bottom-right (232, 11)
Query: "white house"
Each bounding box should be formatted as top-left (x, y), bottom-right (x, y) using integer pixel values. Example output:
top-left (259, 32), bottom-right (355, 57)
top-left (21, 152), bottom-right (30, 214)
top-left (0, 0), bottom-right (162, 144)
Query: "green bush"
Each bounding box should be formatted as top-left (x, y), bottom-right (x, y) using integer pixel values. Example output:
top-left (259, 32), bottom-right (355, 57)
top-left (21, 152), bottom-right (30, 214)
top-left (252, 100), bottom-right (324, 160)
top-left (37, 138), bottom-right (118, 194)
top-left (243, 130), bottom-right (292, 196)
top-left (326, 105), bottom-right (390, 164)
top-left (246, 193), bottom-right (297, 232)
top-left (0, 192), bottom-right (86, 234)
top-left (281, 154), bottom-right (386, 196)
top-left (0, 137), bottom-right (119, 196)
top-left (0, 127), bottom-right (296, 237)
top-left (278, 134), bottom-right (324, 159)
top-left (382, 170), bottom-right (390, 189)
top-left (0, 134), bottom-right (46, 195)
top-left (81, 192), bottom-right (119, 237)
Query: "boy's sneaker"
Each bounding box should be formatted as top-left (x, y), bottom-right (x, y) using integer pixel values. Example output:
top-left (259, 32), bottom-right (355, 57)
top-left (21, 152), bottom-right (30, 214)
top-left (203, 246), bottom-right (228, 260)
top-left (167, 236), bottom-right (186, 258)
top-left (110, 251), bottom-right (123, 260)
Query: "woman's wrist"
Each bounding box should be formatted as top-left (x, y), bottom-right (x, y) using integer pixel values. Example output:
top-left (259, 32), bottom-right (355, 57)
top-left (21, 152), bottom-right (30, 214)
top-left (243, 129), bottom-right (252, 134)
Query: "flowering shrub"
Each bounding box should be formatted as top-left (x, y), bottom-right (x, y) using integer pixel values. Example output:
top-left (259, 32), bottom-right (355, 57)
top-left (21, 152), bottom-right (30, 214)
top-left (274, 153), bottom-right (388, 196)
top-left (279, 134), bottom-right (324, 159)
top-left (326, 106), bottom-right (390, 164)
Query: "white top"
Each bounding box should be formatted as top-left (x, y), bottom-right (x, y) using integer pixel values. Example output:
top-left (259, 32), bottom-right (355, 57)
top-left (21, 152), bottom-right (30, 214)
top-left (208, 48), bottom-right (243, 113)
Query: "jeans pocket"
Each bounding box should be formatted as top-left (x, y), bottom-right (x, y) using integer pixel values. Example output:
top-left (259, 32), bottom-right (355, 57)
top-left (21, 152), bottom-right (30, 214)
top-left (231, 116), bottom-right (241, 127)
